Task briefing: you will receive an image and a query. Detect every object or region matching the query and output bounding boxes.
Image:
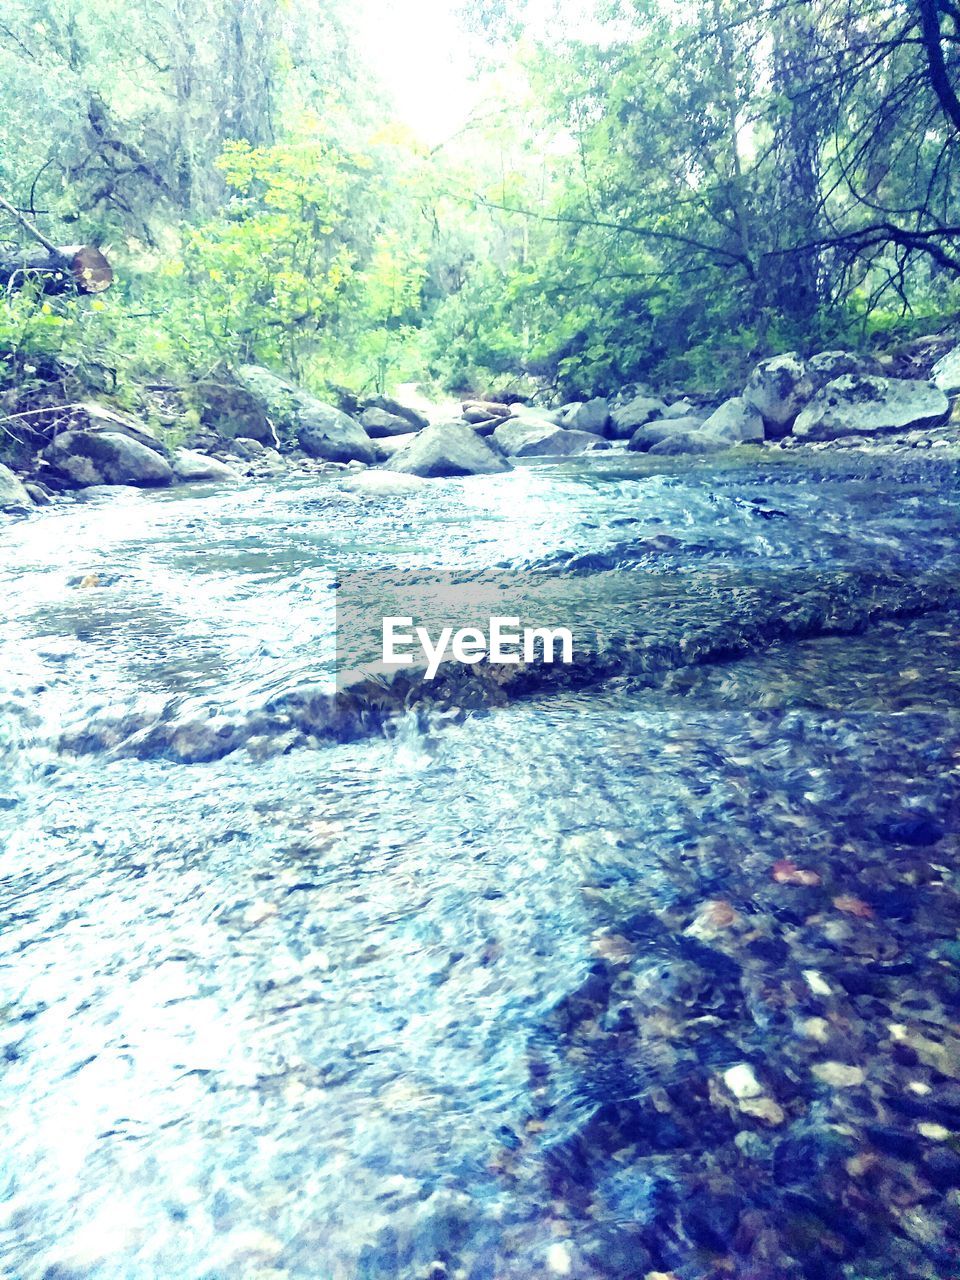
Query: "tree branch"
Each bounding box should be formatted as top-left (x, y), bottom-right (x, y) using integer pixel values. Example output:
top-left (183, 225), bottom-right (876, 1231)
top-left (918, 0), bottom-right (960, 131)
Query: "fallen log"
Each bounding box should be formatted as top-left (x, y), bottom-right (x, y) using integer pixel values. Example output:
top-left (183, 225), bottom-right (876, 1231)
top-left (0, 193), bottom-right (113, 295)
top-left (0, 245), bottom-right (114, 295)
top-left (0, 243), bottom-right (113, 295)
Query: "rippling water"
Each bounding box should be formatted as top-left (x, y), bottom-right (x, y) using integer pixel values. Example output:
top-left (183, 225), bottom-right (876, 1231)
top-left (1, 452), bottom-right (959, 1279)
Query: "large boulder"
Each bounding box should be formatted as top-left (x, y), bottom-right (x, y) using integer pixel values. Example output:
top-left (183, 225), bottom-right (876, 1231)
top-left (75, 402), bottom-right (165, 452)
top-left (510, 403), bottom-right (564, 426)
top-left (793, 375), bottom-right (950, 440)
top-left (432, 414), bottom-right (503, 438)
top-left (609, 395), bottom-right (668, 438)
top-left (43, 431), bottom-right (173, 488)
top-left (237, 365), bottom-right (376, 464)
top-left (360, 407), bottom-right (422, 438)
top-left (492, 419), bottom-right (609, 457)
top-left (626, 416), bottom-right (705, 452)
top-left (372, 432), bottom-right (419, 461)
top-left (21, 401), bottom-right (165, 454)
top-left (491, 418), bottom-right (553, 455)
top-left (365, 395), bottom-right (430, 430)
top-left (700, 397), bottom-right (764, 444)
top-left (742, 353), bottom-right (813, 437)
top-left (232, 437), bottom-right (265, 459)
top-left (806, 350), bottom-right (878, 391)
top-left (171, 449), bottom-right (239, 483)
top-left (0, 463), bottom-right (31, 511)
top-left (295, 403), bottom-right (377, 464)
top-left (192, 378), bottom-right (277, 444)
top-left (465, 417), bottom-right (502, 437)
top-left (661, 398), bottom-right (703, 421)
top-left (932, 345), bottom-right (960, 397)
top-left (562, 397), bottom-right (610, 435)
top-left (385, 422), bottom-right (511, 478)
top-left (648, 431), bottom-right (729, 456)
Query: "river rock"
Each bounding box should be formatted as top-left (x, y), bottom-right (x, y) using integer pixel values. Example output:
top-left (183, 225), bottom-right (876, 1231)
top-left (72, 484), bottom-right (143, 501)
top-left (184, 425), bottom-right (223, 456)
top-left (43, 430), bottom-right (174, 487)
top-left (26, 401), bottom-right (164, 453)
top-left (237, 365), bottom-right (376, 463)
top-left (297, 405), bottom-right (376, 464)
top-left (255, 448), bottom-right (286, 474)
top-left (462, 400), bottom-right (510, 424)
top-left (743, 353), bottom-right (813, 436)
top-left (562, 397), bottom-right (610, 434)
top-left (812, 1062), bottom-right (865, 1088)
top-left (232, 437), bottom-right (264, 459)
top-left (192, 378), bottom-right (278, 444)
top-left (793, 375), bottom-right (950, 440)
top-left (171, 449), bottom-right (239, 482)
top-left (648, 430), bottom-right (728, 455)
top-left (23, 482), bottom-right (51, 506)
top-left (432, 414), bottom-right (501, 438)
top-left (0, 463), bottom-right (31, 511)
top-left (932, 344), bottom-right (960, 396)
top-left (626, 416), bottom-right (705, 452)
top-left (723, 1063), bottom-right (763, 1099)
top-left (360, 407), bottom-right (420, 438)
top-left (700, 396), bottom-right (765, 443)
top-left (70, 402), bottom-right (166, 453)
top-left (365, 395), bottom-right (430, 430)
top-left (385, 422), bottom-right (512, 477)
top-left (807, 350), bottom-right (878, 390)
top-left (510, 402), bottom-right (564, 425)
top-left (372, 433), bottom-right (419, 460)
top-left (471, 419), bottom-right (506, 440)
top-left (608, 395), bottom-right (668, 438)
top-left (662, 397), bottom-right (702, 420)
top-left (493, 419), bottom-right (608, 457)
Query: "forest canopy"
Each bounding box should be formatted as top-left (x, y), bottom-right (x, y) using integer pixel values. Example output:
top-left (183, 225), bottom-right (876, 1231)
top-left (1, 0), bottom-right (959, 404)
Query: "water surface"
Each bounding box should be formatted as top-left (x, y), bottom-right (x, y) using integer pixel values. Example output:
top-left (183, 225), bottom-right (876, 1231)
top-left (1, 452), bottom-right (959, 1279)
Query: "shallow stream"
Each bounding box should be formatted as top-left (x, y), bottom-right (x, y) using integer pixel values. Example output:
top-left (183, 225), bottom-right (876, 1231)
top-left (1, 451), bottom-right (959, 1279)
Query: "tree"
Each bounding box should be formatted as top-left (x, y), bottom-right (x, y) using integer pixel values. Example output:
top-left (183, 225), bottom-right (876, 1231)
top-left (433, 0), bottom-right (960, 392)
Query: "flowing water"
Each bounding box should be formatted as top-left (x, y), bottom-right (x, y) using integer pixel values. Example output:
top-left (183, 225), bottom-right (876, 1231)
top-left (1, 451), bottom-right (960, 1279)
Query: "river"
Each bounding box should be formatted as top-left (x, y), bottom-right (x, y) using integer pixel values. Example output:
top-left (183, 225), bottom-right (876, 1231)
top-left (1, 449), bottom-right (959, 1279)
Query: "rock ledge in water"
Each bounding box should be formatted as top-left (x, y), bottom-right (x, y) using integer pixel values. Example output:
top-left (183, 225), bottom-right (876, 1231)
top-left (385, 422), bottom-right (511, 477)
top-left (237, 365), bottom-right (377, 464)
top-left (793, 375), bottom-right (950, 440)
top-left (43, 430), bottom-right (174, 487)
top-left (0, 463), bottom-right (32, 510)
top-left (743, 353), bottom-right (812, 437)
top-left (493, 419), bottom-right (608, 457)
top-left (172, 449), bottom-right (239, 482)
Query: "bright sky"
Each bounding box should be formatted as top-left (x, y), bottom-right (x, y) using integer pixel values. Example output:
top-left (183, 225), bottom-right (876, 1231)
top-left (353, 0), bottom-right (630, 147)
top-left (353, 0), bottom-right (488, 147)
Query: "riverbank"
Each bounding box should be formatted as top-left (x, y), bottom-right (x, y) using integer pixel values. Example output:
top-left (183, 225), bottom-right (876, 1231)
top-left (2, 341), bottom-right (960, 514)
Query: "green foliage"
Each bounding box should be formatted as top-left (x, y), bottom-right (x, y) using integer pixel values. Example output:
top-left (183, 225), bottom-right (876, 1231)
top-left (167, 133), bottom-right (365, 371)
top-left (0, 290), bottom-right (122, 392)
top-left (0, 120), bottom-right (435, 402)
top-left (1, 0), bottom-right (958, 413)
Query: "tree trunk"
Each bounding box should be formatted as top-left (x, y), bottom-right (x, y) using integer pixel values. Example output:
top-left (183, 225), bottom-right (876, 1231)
top-left (0, 245), bottom-right (114, 295)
